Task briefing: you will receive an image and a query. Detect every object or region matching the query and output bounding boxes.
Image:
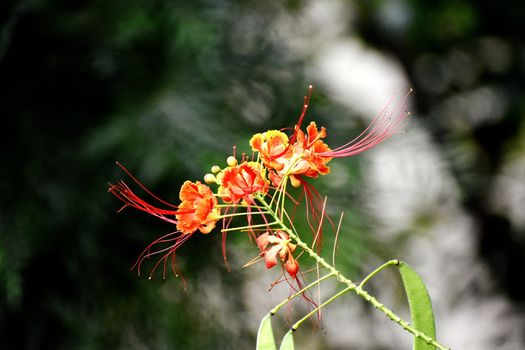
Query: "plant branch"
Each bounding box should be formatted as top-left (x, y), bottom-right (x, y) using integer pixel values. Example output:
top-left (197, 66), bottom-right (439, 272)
top-left (255, 194), bottom-right (451, 350)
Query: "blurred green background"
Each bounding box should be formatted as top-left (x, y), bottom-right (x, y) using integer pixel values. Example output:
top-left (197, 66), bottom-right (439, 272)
top-left (1, 1), bottom-right (524, 349)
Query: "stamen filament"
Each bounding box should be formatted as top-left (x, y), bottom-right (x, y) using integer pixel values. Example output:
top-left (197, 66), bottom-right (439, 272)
top-left (218, 211), bottom-right (271, 219)
top-left (220, 221), bottom-right (279, 233)
top-left (359, 259), bottom-right (400, 288)
top-left (216, 204), bottom-right (267, 209)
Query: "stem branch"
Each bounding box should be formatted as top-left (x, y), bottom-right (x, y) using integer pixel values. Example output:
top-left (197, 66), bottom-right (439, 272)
top-left (270, 272), bottom-right (335, 316)
top-left (359, 259), bottom-right (399, 288)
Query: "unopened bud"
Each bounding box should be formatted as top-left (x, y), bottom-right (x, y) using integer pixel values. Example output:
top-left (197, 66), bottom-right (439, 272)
top-left (211, 165), bottom-right (221, 174)
top-left (204, 173), bottom-right (216, 184)
top-left (226, 156), bottom-right (238, 167)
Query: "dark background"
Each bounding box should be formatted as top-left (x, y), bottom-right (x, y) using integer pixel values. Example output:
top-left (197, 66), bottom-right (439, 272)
top-left (1, 1), bottom-right (524, 349)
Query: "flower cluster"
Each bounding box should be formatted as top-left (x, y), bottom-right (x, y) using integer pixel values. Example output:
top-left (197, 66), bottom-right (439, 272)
top-left (109, 87), bottom-right (410, 282)
top-left (250, 122), bottom-right (332, 188)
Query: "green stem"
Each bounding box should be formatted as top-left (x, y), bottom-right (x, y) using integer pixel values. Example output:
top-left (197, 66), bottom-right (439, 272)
top-left (255, 194), bottom-right (450, 350)
top-left (270, 272), bottom-right (335, 316)
top-left (352, 285), bottom-right (449, 349)
top-left (291, 286), bottom-right (352, 331)
top-left (359, 259), bottom-right (399, 288)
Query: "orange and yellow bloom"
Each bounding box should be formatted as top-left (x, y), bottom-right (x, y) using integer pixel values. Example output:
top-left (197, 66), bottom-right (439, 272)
top-left (217, 161), bottom-right (269, 205)
top-left (252, 122), bottom-right (334, 188)
top-left (176, 180), bottom-right (219, 234)
top-left (250, 130), bottom-right (292, 172)
top-left (109, 163), bottom-right (220, 278)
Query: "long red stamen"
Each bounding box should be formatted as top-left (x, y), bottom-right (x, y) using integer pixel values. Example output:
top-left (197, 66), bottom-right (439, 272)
top-left (149, 233), bottom-right (192, 279)
top-left (221, 205), bottom-right (236, 271)
top-left (321, 89), bottom-right (412, 158)
top-left (297, 178), bottom-right (337, 253)
top-left (289, 84), bottom-right (313, 145)
top-left (268, 85), bottom-right (314, 161)
top-left (115, 161), bottom-right (179, 209)
top-left (278, 265), bottom-right (320, 321)
top-left (109, 181), bottom-right (185, 224)
top-left (131, 230), bottom-right (193, 278)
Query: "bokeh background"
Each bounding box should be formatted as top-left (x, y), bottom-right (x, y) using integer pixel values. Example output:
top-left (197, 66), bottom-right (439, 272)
top-left (2, 1), bottom-right (525, 349)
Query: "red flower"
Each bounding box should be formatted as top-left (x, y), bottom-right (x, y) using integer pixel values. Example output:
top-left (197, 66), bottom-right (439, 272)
top-left (176, 180), bottom-right (220, 234)
top-left (265, 122), bottom-right (333, 187)
top-left (256, 231), bottom-right (299, 277)
top-left (293, 122), bottom-right (332, 178)
top-left (217, 161), bottom-right (269, 204)
top-left (109, 175), bottom-right (219, 235)
top-left (109, 163), bottom-right (220, 279)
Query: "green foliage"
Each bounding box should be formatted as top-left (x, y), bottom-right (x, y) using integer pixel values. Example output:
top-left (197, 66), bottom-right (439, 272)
top-left (256, 313), bottom-right (277, 350)
top-left (279, 330), bottom-right (295, 350)
top-left (398, 262), bottom-right (437, 350)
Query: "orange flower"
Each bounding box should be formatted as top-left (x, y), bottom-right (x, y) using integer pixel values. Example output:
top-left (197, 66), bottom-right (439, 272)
top-left (293, 122), bottom-right (332, 178)
top-left (249, 130), bottom-right (293, 172)
top-left (109, 164), bottom-right (221, 280)
top-left (256, 231), bottom-right (299, 277)
top-left (217, 162), bottom-right (269, 204)
top-left (176, 180), bottom-right (219, 234)
top-left (254, 122), bottom-right (333, 187)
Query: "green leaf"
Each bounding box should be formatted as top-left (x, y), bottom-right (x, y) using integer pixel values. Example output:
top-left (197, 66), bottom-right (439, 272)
top-left (398, 261), bottom-right (436, 350)
top-left (279, 330), bottom-right (295, 350)
top-left (256, 313), bottom-right (277, 350)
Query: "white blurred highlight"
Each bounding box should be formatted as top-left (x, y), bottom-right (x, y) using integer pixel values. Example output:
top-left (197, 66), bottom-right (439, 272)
top-left (244, 1), bottom-right (525, 349)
